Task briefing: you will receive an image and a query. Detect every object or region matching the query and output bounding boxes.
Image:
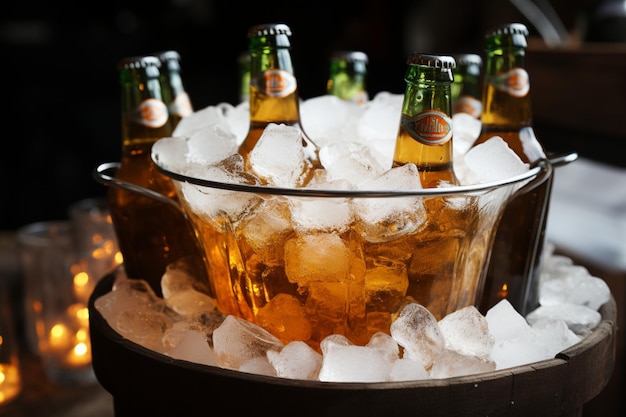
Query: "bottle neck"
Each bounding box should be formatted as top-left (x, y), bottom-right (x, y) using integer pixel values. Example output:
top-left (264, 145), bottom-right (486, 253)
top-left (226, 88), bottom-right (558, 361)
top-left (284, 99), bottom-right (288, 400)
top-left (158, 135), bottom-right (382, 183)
top-left (327, 64), bottom-right (368, 103)
top-left (160, 69), bottom-right (193, 124)
top-left (119, 68), bottom-right (174, 149)
top-left (403, 65), bottom-right (453, 115)
top-left (480, 46), bottom-right (533, 129)
top-left (248, 44), bottom-right (301, 124)
top-left (393, 65), bottom-right (457, 187)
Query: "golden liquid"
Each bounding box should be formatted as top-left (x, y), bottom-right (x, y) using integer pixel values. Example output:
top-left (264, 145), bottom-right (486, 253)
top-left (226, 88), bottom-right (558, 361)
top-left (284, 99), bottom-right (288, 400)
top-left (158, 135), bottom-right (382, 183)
top-left (186, 189), bottom-right (494, 351)
top-left (108, 139), bottom-right (210, 297)
top-left (393, 125), bottom-right (458, 188)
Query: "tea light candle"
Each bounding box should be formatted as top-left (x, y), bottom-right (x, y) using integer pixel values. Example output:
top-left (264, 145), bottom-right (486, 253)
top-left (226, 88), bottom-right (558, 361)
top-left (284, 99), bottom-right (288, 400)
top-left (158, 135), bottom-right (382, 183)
top-left (0, 362), bottom-right (21, 405)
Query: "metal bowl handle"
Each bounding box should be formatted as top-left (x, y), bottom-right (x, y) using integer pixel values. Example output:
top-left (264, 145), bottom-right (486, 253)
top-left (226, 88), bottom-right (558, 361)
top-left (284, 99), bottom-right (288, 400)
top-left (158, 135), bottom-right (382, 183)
top-left (92, 162), bottom-right (182, 211)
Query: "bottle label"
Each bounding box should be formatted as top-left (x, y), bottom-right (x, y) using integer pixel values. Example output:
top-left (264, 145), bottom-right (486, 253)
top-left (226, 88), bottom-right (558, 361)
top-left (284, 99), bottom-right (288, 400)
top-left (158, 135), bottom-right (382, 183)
top-left (488, 68), bottom-right (530, 98)
top-left (131, 98), bottom-right (169, 128)
top-left (350, 90), bottom-right (369, 105)
top-left (252, 69), bottom-right (297, 97)
top-left (170, 92), bottom-right (193, 118)
top-left (453, 96), bottom-right (482, 118)
top-left (403, 110), bottom-right (453, 145)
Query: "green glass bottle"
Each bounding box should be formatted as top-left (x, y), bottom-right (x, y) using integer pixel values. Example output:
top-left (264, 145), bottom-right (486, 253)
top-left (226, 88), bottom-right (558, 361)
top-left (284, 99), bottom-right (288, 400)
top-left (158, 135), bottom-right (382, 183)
top-left (237, 23), bottom-right (319, 174)
top-left (326, 50), bottom-right (369, 104)
top-left (451, 53), bottom-right (483, 118)
top-left (392, 53), bottom-right (459, 188)
top-left (472, 23), bottom-right (553, 316)
top-left (108, 55), bottom-right (209, 297)
top-left (156, 50), bottom-right (194, 129)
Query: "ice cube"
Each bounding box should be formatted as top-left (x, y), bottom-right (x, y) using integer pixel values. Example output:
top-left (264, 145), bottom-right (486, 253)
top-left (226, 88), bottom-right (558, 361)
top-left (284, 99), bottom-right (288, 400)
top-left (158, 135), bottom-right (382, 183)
top-left (248, 123), bottom-right (314, 187)
top-left (163, 323), bottom-right (217, 366)
top-left (318, 343), bottom-right (393, 382)
top-left (266, 341), bottom-right (323, 380)
top-left (318, 141), bottom-right (386, 185)
top-left (438, 305), bottom-right (494, 360)
top-left (300, 95), bottom-right (362, 147)
top-left (288, 185), bottom-right (353, 233)
top-left (353, 164), bottom-right (426, 242)
top-left (180, 154), bottom-right (263, 226)
top-left (173, 104), bottom-right (228, 137)
top-left (284, 233), bottom-right (354, 286)
top-left (212, 315), bottom-right (284, 370)
top-left (390, 303), bottom-right (445, 369)
top-left (388, 358), bottom-right (429, 381)
top-left (185, 123), bottom-right (239, 166)
top-left (462, 136), bottom-right (529, 184)
top-left (430, 349), bottom-right (496, 378)
top-left (526, 303), bottom-right (601, 335)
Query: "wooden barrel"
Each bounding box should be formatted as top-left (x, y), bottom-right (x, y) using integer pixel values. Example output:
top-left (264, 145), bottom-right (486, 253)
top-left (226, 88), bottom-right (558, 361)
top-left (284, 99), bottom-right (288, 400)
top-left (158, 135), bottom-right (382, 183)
top-left (88, 272), bottom-right (616, 417)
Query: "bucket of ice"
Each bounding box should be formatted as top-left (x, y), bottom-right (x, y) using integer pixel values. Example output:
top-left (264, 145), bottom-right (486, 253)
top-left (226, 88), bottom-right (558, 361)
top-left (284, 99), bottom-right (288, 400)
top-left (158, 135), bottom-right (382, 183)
top-left (145, 97), bottom-right (549, 350)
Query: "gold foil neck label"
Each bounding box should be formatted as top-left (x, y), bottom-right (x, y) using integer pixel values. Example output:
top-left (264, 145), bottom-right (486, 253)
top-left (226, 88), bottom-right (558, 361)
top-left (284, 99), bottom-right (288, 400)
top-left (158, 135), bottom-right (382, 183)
top-left (403, 110), bottom-right (453, 145)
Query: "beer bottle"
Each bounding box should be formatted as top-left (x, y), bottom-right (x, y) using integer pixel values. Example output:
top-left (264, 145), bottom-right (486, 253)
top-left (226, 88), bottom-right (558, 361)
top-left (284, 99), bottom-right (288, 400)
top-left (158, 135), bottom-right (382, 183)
top-left (156, 50), bottom-right (194, 129)
top-left (237, 23), bottom-right (320, 173)
top-left (451, 53), bottom-right (482, 118)
top-left (108, 55), bottom-right (209, 297)
top-left (472, 23), bottom-right (553, 315)
top-left (326, 50), bottom-right (369, 104)
top-left (238, 50), bottom-right (251, 104)
top-left (392, 53), bottom-right (459, 188)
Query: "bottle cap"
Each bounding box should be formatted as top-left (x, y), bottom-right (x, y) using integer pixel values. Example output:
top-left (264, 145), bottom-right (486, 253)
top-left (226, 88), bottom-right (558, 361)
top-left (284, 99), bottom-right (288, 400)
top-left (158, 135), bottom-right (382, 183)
top-left (157, 50), bottom-right (182, 72)
top-left (486, 23), bottom-right (529, 38)
top-left (454, 53), bottom-right (482, 67)
top-left (331, 51), bottom-right (369, 64)
top-left (406, 53), bottom-right (456, 69)
top-left (248, 23), bottom-right (292, 38)
top-left (117, 55), bottom-right (161, 74)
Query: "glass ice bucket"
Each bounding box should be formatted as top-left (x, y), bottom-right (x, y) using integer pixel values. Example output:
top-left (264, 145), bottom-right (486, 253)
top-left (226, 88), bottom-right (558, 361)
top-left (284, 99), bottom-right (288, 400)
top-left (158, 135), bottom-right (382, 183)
top-left (93, 137), bottom-right (545, 351)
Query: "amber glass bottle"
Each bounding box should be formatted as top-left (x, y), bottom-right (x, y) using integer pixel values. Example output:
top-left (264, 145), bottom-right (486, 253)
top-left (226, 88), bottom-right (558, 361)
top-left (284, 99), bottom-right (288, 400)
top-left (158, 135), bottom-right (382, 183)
top-left (237, 23), bottom-right (319, 173)
top-left (108, 55), bottom-right (209, 297)
top-left (326, 50), bottom-right (369, 104)
top-left (392, 53), bottom-right (459, 188)
top-left (472, 23), bottom-right (553, 315)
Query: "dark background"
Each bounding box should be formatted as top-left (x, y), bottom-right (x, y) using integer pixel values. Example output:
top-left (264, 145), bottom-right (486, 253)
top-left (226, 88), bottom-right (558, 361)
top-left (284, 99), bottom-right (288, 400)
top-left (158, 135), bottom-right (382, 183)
top-left (0, 0), bottom-right (616, 230)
